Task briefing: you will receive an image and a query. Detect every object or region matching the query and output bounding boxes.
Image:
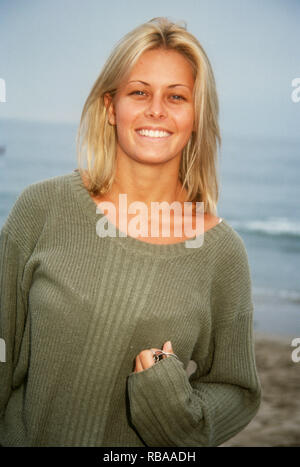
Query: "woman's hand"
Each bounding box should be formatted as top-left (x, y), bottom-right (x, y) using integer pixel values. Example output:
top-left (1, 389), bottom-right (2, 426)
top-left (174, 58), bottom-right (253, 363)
top-left (133, 340), bottom-right (174, 373)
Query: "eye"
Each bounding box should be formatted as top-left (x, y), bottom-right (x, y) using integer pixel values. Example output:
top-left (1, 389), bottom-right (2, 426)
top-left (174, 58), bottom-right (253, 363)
top-left (171, 94), bottom-right (186, 101)
top-left (128, 90), bottom-right (186, 101)
top-left (129, 90), bottom-right (146, 96)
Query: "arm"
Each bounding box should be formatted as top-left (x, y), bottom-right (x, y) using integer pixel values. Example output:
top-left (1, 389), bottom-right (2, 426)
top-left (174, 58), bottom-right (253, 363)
top-left (126, 233), bottom-right (262, 447)
top-left (0, 183), bottom-right (45, 418)
top-left (0, 229), bottom-right (30, 418)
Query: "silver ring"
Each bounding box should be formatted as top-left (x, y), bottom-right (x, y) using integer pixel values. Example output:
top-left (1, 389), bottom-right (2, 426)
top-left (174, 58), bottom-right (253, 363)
top-left (151, 350), bottom-right (163, 363)
top-left (151, 349), bottom-right (180, 364)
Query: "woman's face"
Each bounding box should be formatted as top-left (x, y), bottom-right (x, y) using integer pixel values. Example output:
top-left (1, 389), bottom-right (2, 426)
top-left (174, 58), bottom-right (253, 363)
top-left (105, 48), bottom-right (195, 165)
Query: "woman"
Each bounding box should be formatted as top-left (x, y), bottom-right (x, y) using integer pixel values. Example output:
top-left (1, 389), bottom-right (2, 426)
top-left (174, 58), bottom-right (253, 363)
top-left (0, 17), bottom-right (261, 447)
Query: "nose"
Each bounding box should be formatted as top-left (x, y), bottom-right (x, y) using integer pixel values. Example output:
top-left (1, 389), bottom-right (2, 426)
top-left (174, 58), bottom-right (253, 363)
top-left (145, 93), bottom-right (168, 119)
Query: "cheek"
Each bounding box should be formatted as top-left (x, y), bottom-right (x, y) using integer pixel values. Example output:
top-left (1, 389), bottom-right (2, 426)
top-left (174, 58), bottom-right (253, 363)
top-left (115, 101), bottom-right (139, 128)
top-left (174, 106), bottom-right (194, 129)
top-left (114, 103), bottom-right (141, 151)
top-left (175, 110), bottom-right (194, 136)
top-left (114, 103), bottom-right (132, 143)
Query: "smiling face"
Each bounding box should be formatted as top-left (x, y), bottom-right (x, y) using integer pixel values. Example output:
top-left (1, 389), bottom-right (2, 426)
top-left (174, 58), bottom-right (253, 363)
top-left (104, 48), bottom-right (195, 165)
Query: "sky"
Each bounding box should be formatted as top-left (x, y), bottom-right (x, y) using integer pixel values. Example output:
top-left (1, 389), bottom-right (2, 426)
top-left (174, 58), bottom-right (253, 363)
top-left (0, 0), bottom-right (299, 139)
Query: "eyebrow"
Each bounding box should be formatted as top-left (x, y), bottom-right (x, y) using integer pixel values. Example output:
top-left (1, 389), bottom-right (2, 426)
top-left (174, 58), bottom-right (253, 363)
top-left (127, 80), bottom-right (191, 89)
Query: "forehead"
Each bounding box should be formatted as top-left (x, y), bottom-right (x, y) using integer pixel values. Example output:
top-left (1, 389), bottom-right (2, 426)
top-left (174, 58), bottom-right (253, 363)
top-left (125, 49), bottom-right (195, 87)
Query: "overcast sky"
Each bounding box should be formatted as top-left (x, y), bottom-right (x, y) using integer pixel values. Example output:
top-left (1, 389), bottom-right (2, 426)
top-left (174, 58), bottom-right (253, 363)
top-left (0, 0), bottom-right (299, 139)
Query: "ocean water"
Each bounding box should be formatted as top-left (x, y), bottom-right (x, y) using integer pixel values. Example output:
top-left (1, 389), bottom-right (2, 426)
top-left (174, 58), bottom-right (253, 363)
top-left (0, 118), bottom-right (299, 337)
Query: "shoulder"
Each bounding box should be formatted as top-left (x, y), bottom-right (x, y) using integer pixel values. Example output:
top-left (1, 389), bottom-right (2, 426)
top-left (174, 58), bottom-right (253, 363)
top-left (201, 212), bottom-right (248, 262)
top-left (18, 171), bottom-right (74, 199)
top-left (203, 213), bottom-right (221, 232)
top-left (4, 172), bottom-right (73, 221)
top-left (212, 218), bottom-right (252, 282)
top-left (210, 220), bottom-right (254, 324)
top-left (1, 172), bottom-right (74, 252)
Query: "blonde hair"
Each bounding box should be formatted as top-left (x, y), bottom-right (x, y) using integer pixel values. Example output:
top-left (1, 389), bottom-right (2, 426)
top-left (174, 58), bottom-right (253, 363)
top-left (76, 16), bottom-right (221, 215)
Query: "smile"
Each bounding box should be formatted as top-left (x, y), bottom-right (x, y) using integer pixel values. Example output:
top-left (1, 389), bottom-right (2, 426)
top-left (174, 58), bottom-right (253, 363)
top-left (135, 129), bottom-right (172, 140)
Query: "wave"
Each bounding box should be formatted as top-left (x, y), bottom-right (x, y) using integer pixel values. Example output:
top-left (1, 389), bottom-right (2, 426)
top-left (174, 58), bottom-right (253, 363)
top-left (253, 286), bottom-right (300, 304)
top-left (230, 217), bottom-right (300, 238)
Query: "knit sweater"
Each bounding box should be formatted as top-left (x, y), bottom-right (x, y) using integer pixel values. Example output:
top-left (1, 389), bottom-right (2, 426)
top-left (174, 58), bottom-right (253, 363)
top-left (0, 169), bottom-right (262, 447)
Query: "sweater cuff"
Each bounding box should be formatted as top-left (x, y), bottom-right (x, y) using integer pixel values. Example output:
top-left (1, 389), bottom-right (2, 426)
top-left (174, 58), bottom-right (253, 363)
top-left (127, 356), bottom-right (204, 447)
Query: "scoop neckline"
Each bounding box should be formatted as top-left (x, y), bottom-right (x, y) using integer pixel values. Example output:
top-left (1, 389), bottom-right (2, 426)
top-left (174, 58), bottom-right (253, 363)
top-left (68, 168), bottom-right (228, 257)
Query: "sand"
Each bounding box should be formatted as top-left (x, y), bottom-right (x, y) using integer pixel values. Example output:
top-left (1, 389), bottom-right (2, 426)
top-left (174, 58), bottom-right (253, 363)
top-left (219, 331), bottom-right (300, 447)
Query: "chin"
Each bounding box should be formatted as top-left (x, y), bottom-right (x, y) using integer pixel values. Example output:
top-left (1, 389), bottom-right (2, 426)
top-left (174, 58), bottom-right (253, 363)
top-left (134, 153), bottom-right (175, 164)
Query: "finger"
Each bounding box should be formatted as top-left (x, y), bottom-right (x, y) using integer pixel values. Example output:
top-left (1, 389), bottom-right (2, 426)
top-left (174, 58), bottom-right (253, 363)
top-left (163, 341), bottom-right (173, 353)
top-left (134, 354), bottom-right (144, 373)
top-left (139, 349), bottom-right (156, 370)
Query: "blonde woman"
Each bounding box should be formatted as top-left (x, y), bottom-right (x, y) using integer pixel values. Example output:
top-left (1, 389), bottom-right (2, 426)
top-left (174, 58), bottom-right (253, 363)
top-left (0, 17), bottom-right (261, 447)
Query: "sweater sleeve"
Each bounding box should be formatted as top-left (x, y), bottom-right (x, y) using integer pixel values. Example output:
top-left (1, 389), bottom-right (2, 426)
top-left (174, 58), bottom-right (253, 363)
top-left (126, 232), bottom-right (262, 447)
top-left (0, 229), bottom-right (30, 418)
top-left (0, 183), bottom-right (46, 418)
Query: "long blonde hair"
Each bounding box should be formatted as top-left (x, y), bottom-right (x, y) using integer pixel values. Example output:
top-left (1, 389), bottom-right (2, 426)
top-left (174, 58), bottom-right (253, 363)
top-left (76, 16), bottom-right (221, 215)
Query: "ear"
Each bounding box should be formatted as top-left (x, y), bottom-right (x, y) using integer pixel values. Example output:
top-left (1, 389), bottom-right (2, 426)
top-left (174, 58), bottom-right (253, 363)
top-left (104, 92), bottom-right (116, 126)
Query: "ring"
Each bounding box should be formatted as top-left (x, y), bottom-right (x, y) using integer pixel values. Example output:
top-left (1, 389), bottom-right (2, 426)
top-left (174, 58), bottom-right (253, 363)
top-left (151, 350), bottom-right (164, 363)
top-left (151, 349), bottom-right (180, 364)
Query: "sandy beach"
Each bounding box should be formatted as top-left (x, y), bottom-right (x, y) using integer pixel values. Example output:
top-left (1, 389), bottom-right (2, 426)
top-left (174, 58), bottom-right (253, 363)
top-left (219, 331), bottom-right (300, 447)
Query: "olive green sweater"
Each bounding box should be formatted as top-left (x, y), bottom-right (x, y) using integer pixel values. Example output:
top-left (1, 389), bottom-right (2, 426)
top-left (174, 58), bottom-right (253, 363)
top-left (0, 169), bottom-right (261, 447)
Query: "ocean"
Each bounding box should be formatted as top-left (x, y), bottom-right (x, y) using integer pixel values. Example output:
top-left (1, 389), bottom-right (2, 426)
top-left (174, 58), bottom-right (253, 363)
top-left (0, 118), bottom-right (299, 337)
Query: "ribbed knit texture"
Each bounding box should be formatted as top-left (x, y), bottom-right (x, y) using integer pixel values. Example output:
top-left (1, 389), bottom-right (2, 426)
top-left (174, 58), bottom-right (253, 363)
top-left (0, 169), bottom-right (261, 447)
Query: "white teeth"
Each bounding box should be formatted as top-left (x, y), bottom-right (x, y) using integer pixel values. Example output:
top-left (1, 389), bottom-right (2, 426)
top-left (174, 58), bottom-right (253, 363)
top-left (137, 129), bottom-right (171, 138)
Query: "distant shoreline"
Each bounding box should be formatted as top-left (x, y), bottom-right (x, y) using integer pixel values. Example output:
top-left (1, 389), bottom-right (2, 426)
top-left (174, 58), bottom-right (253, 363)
top-left (254, 330), bottom-right (297, 343)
